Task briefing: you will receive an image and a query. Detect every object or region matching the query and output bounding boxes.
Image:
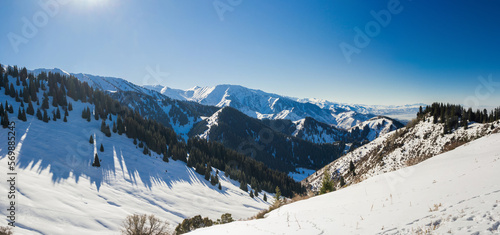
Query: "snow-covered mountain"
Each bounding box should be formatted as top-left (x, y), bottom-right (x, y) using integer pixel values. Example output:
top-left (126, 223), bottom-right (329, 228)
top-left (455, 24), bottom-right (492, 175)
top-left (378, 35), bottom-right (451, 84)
top-left (147, 84), bottom-right (381, 129)
top-left (0, 70), bottom-right (272, 234)
top-left (189, 132), bottom-right (500, 234)
top-left (305, 116), bottom-right (500, 192)
top-left (149, 84), bottom-right (422, 128)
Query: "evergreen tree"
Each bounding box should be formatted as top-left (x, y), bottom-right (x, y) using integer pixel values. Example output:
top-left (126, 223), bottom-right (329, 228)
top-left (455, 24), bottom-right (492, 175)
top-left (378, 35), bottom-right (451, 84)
top-left (42, 109), bottom-right (49, 123)
top-left (319, 170), bottom-right (334, 195)
top-left (239, 180), bottom-right (248, 192)
top-left (92, 153), bottom-right (100, 167)
top-left (26, 101), bottom-right (34, 115)
top-left (339, 175), bottom-right (346, 187)
top-left (218, 182), bottom-right (222, 190)
top-left (56, 108), bottom-right (61, 119)
top-left (112, 121), bottom-right (117, 133)
top-left (349, 160), bottom-right (356, 176)
top-left (100, 143), bottom-right (104, 152)
top-left (274, 186), bottom-right (282, 206)
top-left (162, 153), bottom-right (169, 163)
top-left (89, 135), bottom-right (94, 144)
top-left (1, 112), bottom-right (9, 128)
top-left (255, 190), bottom-right (259, 197)
top-left (68, 102), bottom-right (73, 111)
top-left (64, 108), bottom-right (69, 117)
top-left (250, 190), bottom-right (254, 198)
top-left (263, 193), bottom-right (267, 202)
top-left (63, 115), bottom-right (67, 122)
top-left (36, 108), bottom-right (42, 120)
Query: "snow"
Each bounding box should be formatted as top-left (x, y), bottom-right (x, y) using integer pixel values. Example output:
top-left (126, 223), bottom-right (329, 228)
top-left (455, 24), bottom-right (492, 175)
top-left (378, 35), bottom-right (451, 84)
top-left (288, 168), bottom-right (316, 182)
top-left (0, 76), bottom-right (270, 234)
top-left (189, 133), bottom-right (500, 234)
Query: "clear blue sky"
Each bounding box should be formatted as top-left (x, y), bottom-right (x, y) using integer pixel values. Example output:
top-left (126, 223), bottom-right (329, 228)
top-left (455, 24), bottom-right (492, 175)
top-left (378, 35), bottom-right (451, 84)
top-left (1, 0), bottom-right (499, 107)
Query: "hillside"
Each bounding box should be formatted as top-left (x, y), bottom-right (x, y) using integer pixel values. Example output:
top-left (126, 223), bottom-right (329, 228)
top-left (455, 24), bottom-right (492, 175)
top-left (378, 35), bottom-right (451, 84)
top-left (305, 114), bottom-right (500, 192)
top-left (188, 132), bottom-right (500, 234)
top-left (0, 66), bottom-right (296, 234)
top-left (189, 107), bottom-right (346, 173)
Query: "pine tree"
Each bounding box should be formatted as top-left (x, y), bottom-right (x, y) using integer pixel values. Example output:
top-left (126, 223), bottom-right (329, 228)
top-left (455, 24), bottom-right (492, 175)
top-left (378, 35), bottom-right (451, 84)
top-left (255, 190), bottom-right (259, 197)
top-left (26, 101), bottom-right (34, 115)
top-left (100, 143), bottom-right (104, 152)
top-left (68, 102), bottom-right (73, 111)
top-left (349, 160), bottom-right (356, 176)
top-left (218, 182), bottom-right (222, 190)
top-left (36, 108), bottom-right (42, 120)
top-left (112, 121), bottom-right (117, 133)
top-left (162, 153), bottom-right (169, 162)
top-left (64, 108), bottom-right (69, 117)
top-left (339, 175), bottom-right (346, 187)
top-left (274, 186), bottom-right (281, 206)
top-left (239, 180), bottom-right (248, 192)
top-left (18, 107), bottom-right (23, 121)
top-left (56, 108), bottom-right (61, 119)
top-left (1, 112), bottom-right (9, 128)
top-left (319, 170), bottom-right (334, 195)
top-left (63, 115), bottom-right (67, 122)
top-left (42, 109), bottom-right (49, 123)
top-left (133, 138), bottom-right (137, 145)
top-left (263, 193), bottom-right (267, 202)
top-left (250, 190), bottom-right (254, 198)
top-left (89, 135), bottom-right (94, 144)
top-left (205, 168), bottom-right (211, 181)
top-left (92, 153), bottom-right (100, 167)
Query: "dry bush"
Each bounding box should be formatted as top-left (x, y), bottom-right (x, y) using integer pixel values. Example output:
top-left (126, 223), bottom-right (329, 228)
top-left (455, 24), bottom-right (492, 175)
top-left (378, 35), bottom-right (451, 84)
top-left (121, 214), bottom-right (172, 235)
top-left (0, 226), bottom-right (13, 235)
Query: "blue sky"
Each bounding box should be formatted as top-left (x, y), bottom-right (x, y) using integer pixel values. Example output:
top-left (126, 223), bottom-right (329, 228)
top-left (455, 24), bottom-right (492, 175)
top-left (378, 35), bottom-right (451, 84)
top-left (1, 0), bottom-right (499, 107)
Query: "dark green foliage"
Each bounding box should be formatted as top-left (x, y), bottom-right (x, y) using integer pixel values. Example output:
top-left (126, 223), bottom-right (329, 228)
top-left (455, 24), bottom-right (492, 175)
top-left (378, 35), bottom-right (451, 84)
top-left (250, 190), bottom-right (254, 198)
top-left (210, 174), bottom-right (218, 186)
top-left (175, 213), bottom-right (234, 234)
top-left (255, 190), bottom-right (259, 197)
top-left (263, 193), bottom-right (267, 202)
top-left (339, 175), bottom-right (346, 187)
top-left (89, 135), bottom-right (94, 144)
top-left (1, 112), bottom-right (9, 128)
top-left (42, 109), bottom-right (49, 123)
top-left (240, 180), bottom-right (248, 192)
top-left (175, 215), bottom-right (214, 234)
top-left (274, 186), bottom-right (281, 203)
top-left (349, 160), bottom-right (356, 176)
top-left (100, 120), bottom-right (111, 137)
top-left (189, 107), bottom-right (347, 173)
top-left (421, 103), bottom-right (500, 133)
top-left (36, 108), bottom-right (42, 120)
top-left (26, 101), bottom-right (34, 115)
top-left (100, 143), bottom-right (104, 152)
top-left (92, 153), bottom-right (100, 167)
top-left (319, 170), bottom-right (334, 195)
top-left (187, 137), bottom-right (304, 197)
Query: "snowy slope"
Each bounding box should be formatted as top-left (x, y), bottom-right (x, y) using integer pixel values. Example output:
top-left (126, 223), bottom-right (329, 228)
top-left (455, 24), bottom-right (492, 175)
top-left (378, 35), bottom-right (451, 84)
top-left (189, 133), bottom-right (500, 234)
top-left (0, 76), bottom-right (270, 234)
top-left (348, 116), bottom-right (404, 141)
top-left (32, 68), bottom-right (163, 99)
top-left (306, 118), bottom-right (500, 192)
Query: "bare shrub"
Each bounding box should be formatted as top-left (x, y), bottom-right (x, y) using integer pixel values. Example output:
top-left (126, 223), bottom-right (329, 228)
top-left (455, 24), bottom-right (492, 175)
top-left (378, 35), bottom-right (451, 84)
top-left (121, 214), bottom-right (171, 235)
top-left (0, 226), bottom-right (13, 235)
